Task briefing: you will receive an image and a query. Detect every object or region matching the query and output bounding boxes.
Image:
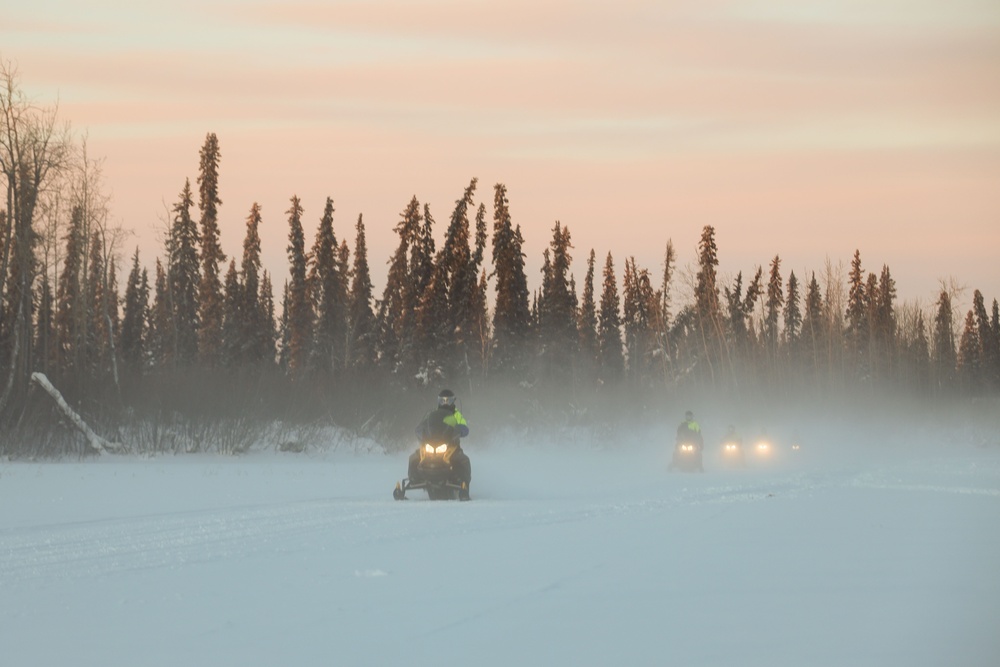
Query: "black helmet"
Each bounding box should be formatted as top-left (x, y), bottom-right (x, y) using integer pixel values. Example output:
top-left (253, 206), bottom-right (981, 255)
top-left (685, 410), bottom-right (694, 421)
top-left (437, 389), bottom-right (456, 408)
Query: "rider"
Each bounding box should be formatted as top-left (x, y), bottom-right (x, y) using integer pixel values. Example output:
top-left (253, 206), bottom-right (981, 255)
top-left (674, 410), bottom-right (704, 471)
top-left (410, 389), bottom-right (471, 495)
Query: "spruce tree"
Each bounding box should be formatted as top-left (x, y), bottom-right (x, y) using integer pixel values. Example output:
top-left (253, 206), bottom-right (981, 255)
top-left (844, 250), bottom-right (869, 378)
top-left (784, 270), bottom-right (801, 349)
top-left (34, 273), bottom-right (55, 377)
top-left (220, 259), bottom-right (241, 367)
top-left (239, 203), bottom-right (267, 364)
top-left (86, 231), bottom-right (109, 379)
top-left (957, 310), bottom-right (980, 392)
top-left (259, 270), bottom-right (277, 365)
top-left (762, 255), bottom-right (783, 354)
top-left (972, 290), bottom-right (998, 391)
top-left (693, 225), bottom-right (724, 381)
top-left (55, 205), bottom-right (86, 378)
top-left (490, 183), bottom-right (530, 378)
top-left (284, 196), bottom-right (311, 376)
top-left (578, 249), bottom-right (599, 377)
top-left (348, 214), bottom-right (375, 370)
top-left (802, 272), bottom-right (824, 380)
top-left (873, 265), bottom-right (897, 382)
top-left (197, 132), bottom-right (225, 365)
top-left (597, 252), bottom-right (624, 384)
top-left (538, 222), bottom-right (576, 382)
top-left (120, 248), bottom-right (148, 376)
top-left (149, 259), bottom-right (171, 370)
top-left (310, 197), bottom-right (347, 374)
top-left (377, 196), bottom-right (421, 373)
top-left (168, 179), bottom-right (200, 366)
top-left (932, 290), bottom-right (956, 391)
top-left (440, 178), bottom-right (479, 374)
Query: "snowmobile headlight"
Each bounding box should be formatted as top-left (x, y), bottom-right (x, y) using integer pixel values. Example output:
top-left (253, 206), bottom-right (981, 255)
top-left (681, 444), bottom-right (694, 452)
top-left (424, 443), bottom-right (435, 454)
top-left (756, 442), bottom-right (770, 452)
top-left (791, 444), bottom-right (801, 451)
top-left (435, 444), bottom-right (448, 454)
top-left (725, 443), bottom-right (736, 451)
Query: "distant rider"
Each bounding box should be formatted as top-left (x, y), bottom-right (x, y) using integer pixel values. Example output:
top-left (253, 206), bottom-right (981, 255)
top-left (674, 410), bottom-right (705, 471)
top-left (410, 389), bottom-right (472, 495)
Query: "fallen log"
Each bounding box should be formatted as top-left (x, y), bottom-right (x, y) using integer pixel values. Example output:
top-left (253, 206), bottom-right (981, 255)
top-left (31, 372), bottom-right (123, 454)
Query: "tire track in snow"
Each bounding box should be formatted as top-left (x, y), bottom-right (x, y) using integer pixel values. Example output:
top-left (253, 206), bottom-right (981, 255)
top-left (0, 499), bottom-right (399, 586)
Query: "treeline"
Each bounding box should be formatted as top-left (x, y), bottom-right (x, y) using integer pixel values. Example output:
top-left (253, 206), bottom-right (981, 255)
top-left (2, 64), bottom-right (999, 455)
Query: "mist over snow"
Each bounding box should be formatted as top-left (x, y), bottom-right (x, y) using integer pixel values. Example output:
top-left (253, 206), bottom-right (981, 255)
top-left (2, 396), bottom-right (999, 667)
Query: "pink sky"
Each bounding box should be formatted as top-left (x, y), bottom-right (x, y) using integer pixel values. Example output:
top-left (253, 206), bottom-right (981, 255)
top-left (3, 0), bottom-right (999, 317)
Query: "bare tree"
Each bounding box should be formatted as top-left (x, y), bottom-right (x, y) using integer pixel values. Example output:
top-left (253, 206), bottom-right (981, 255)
top-left (0, 59), bottom-right (72, 416)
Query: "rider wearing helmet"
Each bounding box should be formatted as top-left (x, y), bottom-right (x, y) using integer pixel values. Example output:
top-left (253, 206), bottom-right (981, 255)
top-left (677, 410), bottom-right (703, 448)
top-left (673, 409), bottom-right (705, 472)
top-left (410, 389), bottom-right (472, 495)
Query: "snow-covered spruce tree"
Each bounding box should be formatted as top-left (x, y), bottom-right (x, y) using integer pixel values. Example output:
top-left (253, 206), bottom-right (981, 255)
top-left (309, 197), bottom-right (347, 375)
top-left (120, 248), bottom-right (149, 378)
top-left (597, 252), bottom-right (624, 385)
top-left (196, 132), bottom-right (225, 366)
top-left (167, 179), bottom-right (200, 366)
top-left (490, 183), bottom-right (530, 380)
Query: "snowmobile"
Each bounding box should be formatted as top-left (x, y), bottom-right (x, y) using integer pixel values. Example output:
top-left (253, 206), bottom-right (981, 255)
top-left (393, 439), bottom-right (470, 501)
top-left (720, 439), bottom-right (746, 468)
top-left (668, 440), bottom-right (704, 473)
top-left (750, 436), bottom-right (775, 462)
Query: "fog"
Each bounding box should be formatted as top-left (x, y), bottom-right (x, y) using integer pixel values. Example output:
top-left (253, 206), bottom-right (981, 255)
top-left (2, 392), bottom-right (998, 666)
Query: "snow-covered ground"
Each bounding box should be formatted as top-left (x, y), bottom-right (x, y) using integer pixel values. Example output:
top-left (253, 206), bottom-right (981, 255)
top-left (2, 422), bottom-right (999, 667)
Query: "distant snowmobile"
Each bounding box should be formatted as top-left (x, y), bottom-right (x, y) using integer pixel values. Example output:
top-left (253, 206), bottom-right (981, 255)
top-left (668, 441), bottom-right (705, 473)
top-left (393, 438), bottom-right (470, 501)
top-left (720, 438), bottom-right (746, 468)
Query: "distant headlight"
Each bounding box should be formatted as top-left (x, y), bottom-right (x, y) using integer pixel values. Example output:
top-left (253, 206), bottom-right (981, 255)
top-left (791, 444), bottom-right (801, 451)
top-left (725, 443), bottom-right (737, 451)
top-left (756, 442), bottom-right (770, 452)
top-left (680, 444), bottom-right (695, 452)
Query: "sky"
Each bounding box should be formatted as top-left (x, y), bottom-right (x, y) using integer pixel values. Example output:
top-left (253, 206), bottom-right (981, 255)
top-left (2, 412), bottom-right (999, 666)
top-left (3, 0), bottom-right (999, 315)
